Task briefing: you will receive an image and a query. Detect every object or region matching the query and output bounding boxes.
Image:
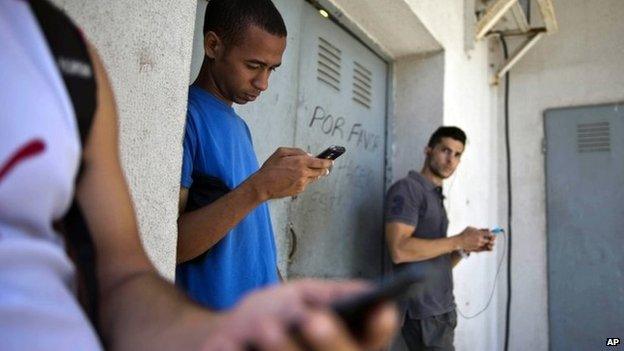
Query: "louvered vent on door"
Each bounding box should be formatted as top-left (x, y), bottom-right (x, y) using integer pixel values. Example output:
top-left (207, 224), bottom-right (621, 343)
top-left (317, 37), bottom-right (341, 91)
top-left (352, 61), bottom-right (372, 109)
top-left (577, 121), bottom-right (611, 153)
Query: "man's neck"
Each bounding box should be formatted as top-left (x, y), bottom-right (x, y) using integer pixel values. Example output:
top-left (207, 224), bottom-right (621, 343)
top-left (420, 165), bottom-right (443, 187)
top-left (193, 60), bottom-right (234, 106)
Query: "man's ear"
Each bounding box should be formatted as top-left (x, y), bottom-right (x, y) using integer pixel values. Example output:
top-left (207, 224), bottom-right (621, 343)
top-left (204, 31), bottom-right (223, 59)
top-left (424, 146), bottom-right (432, 157)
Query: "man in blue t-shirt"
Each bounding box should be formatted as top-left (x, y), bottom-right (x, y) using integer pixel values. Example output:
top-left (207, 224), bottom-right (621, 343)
top-left (176, 0), bottom-right (333, 310)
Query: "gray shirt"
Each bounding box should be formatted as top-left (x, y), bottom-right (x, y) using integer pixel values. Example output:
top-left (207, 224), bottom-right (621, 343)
top-left (384, 171), bottom-right (455, 319)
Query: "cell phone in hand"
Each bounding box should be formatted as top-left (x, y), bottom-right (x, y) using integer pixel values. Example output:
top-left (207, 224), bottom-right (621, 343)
top-left (245, 269), bottom-right (421, 350)
top-left (316, 145), bottom-right (346, 160)
top-left (491, 226), bottom-right (505, 235)
top-left (331, 268), bottom-right (424, 338)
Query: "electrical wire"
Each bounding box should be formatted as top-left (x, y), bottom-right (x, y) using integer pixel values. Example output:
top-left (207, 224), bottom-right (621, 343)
top-left (445, 141), bottom-right (504, 320)
top-left (500, 35), bottom-right (513, 351)
top-left (456, 231), bottom-right (507, 319)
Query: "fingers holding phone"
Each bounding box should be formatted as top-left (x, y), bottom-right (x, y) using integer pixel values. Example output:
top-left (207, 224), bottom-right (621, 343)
top-left (252, 146), bottom-right (342, 200)
top-left (314, 145), bottom-right (346, 178)
top-left (316, 145), bottom-right (346, 160)
top-left (467, 228), bottom-right (498, 252)
top-left (305, 156), bottom-right (333, 179)
top-left (220, 279), bottom-right (398, 351)
top-left (479, 229), bottom-right (496, 251)
top-left (292, 148), bottom-right (337, 186)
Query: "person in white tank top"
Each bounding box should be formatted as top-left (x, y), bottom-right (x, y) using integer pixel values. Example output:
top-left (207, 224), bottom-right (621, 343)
top-left (0, 1), bottom-right (101, 349)
top-left (0, 1), bottom-right (398, 350)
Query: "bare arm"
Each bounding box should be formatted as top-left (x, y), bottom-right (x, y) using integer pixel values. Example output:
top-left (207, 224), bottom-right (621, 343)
top-left (177, 148), bottom-right (332, 263)
top-left (177, 179), bottom-right (264, 263)
top-left (385, 222), bottom-right (488, 264)
top-left (449, 234), bottom-right (496, 267)
top-left (385, 222), bottom-right (461, 264)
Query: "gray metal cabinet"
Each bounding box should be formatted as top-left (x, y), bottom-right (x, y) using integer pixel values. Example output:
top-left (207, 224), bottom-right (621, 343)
top-left (545, 103), bottom-right (624, 351)
top-left (287, 1), bottom-right (388, 279)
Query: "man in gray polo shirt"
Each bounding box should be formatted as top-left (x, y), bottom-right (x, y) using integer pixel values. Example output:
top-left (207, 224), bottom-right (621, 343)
top-left (384, 126), bottom-right (496, 351)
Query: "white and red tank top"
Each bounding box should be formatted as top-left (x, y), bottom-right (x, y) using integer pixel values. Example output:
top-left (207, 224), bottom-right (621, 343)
top-left (0, 1), bottom-right (102, 349)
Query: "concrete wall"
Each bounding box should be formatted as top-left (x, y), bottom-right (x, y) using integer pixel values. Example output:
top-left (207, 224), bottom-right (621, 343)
top-left (52, 0), bottom-right (197, 279)
top-left (504, 0), bottom-right (624, 349)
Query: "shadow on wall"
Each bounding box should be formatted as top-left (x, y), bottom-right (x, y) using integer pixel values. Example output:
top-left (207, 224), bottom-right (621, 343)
top-left (351, 191), bottom-right (385, 279)
top-left (391, 51), bottom-right (445, 182)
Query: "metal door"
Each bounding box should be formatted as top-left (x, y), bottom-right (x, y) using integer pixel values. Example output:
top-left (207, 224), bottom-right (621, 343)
top-left (287, 2), bottom-right (388, 279)
top-left (545, 103), bottom-right (624, 351)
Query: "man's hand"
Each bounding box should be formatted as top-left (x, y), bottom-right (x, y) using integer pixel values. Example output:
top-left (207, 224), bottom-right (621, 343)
top-left (457, 227), bottom-right (491, 252)
top-left (202, 279), bottom-right (399, 351)
top-left (471, 229), bottom-right (496, 252)
top-left (248, 147), bottom-right (333, 201)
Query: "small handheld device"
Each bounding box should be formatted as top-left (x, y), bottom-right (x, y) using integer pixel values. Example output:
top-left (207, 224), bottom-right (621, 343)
top-left (316, 145), bottom-right (346, 160)
top-left (491, 226), bottom-right (505, 235)
top-left (245, 269), bottom-right (422, 350)
top-left (460, 227), bottom-right (504, 258)
top-left (331, 269), bottom-right (423, 338)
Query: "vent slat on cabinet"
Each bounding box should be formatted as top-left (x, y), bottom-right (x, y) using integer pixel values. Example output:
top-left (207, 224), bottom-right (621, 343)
top-left (317, 69), bottom-right (340, 84)
top-left (317, 37), bottom-right (341, 91)
top-left (318, 45), bottom-right (341, 63)
top-left (353, 75), bottom-right (372, 89)
top-left (352, 61), bottom-right (372, 109)
top-left (354, 61), bottom-right (371, 75)
top-left (353, 83), bottom-right (371, 98)
top-left (318, 60), bottom-right (341, 78)
top-left (577, 121), bottom-right (611, 153)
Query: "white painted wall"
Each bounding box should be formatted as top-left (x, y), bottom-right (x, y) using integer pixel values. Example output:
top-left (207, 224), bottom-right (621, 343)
top-left (503, 0), bottom-right (624, 349)
top-left (51, 0), bottom-right (197, 280)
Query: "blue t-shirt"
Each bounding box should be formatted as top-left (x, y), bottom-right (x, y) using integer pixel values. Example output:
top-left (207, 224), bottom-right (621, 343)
top-left (176, 85), bottom-right (278, 310)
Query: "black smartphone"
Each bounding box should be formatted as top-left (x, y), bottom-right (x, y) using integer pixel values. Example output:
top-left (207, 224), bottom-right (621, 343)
top-left (245, 269), bottom-right (422, 350)
top-left (331, 269), bottom-right (424, 338)
top-left (316, 145), bottom-right (346, 160)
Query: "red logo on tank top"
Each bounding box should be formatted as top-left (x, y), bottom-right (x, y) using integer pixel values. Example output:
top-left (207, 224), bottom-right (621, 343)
top-left (0, 139), bottom-right (46, 183)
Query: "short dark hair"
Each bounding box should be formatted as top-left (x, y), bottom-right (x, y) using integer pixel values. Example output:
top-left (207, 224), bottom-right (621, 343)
top-left (427, 126), bottom-right (467, 147)
top-left (203, 0), bottom-right (287, 46)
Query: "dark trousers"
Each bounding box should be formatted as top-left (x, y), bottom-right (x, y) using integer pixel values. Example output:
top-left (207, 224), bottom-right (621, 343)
top-left (401, 310), bottom-right (457, 351)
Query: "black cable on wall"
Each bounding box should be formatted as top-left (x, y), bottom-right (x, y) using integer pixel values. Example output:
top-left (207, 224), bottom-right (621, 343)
top-left (500, 36), bottom-right (513, 351)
